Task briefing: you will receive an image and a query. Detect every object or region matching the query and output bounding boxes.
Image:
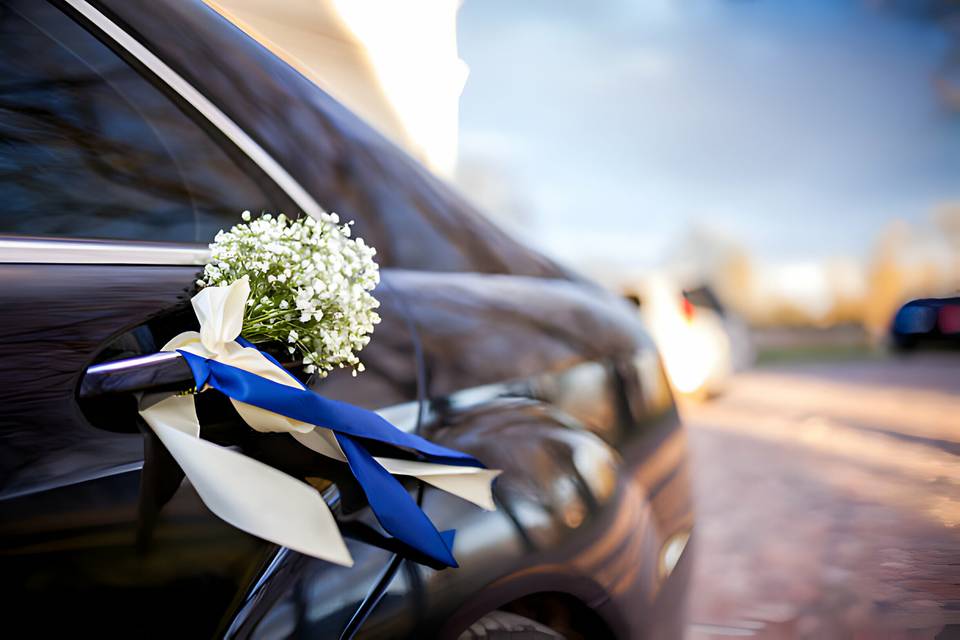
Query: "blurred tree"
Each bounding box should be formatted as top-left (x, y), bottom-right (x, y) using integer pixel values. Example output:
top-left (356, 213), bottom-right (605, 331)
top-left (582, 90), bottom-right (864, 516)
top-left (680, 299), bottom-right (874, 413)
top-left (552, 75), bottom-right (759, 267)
top-left (864, 221), bottom-right (910, 339)
top-left (934, 203), bottom-right (960, 291)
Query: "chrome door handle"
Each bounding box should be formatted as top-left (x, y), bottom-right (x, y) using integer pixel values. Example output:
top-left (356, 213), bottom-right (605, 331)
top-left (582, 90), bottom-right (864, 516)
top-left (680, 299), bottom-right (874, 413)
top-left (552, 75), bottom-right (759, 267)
top-left (79, 351), bottom-right (194, 399)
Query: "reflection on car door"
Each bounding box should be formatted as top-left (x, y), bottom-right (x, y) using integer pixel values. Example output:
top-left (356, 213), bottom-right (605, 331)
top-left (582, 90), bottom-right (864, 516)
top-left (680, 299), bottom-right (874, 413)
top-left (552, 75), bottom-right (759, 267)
top-left (0, 1), bottom-right (408, 635)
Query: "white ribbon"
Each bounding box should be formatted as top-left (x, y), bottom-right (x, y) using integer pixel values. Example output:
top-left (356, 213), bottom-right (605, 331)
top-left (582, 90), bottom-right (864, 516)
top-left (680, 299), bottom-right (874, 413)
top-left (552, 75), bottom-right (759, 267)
top-left (138, 279), bottom-right (499, 566)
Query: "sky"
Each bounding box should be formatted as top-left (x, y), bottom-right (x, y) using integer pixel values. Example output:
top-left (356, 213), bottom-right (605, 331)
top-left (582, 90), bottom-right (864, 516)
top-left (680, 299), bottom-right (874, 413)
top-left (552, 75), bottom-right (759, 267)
top-left (455, 0), bottom-right (959, 268)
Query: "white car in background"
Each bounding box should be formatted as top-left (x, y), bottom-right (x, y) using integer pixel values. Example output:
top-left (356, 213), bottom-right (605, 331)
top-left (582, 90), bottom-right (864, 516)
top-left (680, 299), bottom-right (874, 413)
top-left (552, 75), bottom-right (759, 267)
top-left (625, 275), bottom-right (754, 397)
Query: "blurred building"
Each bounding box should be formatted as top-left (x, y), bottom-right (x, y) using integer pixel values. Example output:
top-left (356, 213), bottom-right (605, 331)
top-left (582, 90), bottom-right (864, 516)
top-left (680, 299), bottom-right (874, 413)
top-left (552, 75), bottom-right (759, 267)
top-left (204, 0), bottom-right (467, 176)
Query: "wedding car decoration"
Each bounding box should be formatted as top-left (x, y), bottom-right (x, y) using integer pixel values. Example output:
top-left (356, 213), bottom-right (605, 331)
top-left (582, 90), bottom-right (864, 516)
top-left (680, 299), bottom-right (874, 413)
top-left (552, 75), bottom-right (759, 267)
top-left (138, 211), bottom-right (499, 568)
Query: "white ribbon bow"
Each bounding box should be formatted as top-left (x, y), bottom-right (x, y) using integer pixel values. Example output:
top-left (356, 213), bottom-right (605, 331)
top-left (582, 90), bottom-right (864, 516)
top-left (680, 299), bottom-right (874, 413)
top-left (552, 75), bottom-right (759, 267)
top-left (139, 279), bottom-right (499, 566)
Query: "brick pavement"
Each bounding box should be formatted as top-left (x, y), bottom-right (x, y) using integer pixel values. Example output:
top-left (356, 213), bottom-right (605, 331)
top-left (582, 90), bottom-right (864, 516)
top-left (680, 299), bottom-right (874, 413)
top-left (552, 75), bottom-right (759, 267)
top-left (682, 354), bottom-right (960, 640)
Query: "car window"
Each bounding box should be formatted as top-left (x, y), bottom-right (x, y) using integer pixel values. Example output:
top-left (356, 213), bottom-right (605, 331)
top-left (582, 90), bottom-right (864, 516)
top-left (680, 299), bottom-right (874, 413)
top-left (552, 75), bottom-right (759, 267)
top-left (683, 286), bottom-right (725, 315)
top-left (0, 0), bottom-right (295, 243)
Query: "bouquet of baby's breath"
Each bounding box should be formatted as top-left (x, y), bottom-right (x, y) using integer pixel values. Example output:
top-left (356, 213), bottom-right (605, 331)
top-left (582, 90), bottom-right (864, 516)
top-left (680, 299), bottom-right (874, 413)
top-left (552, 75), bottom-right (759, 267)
top-left (198, 211), bottom-right (380, 376)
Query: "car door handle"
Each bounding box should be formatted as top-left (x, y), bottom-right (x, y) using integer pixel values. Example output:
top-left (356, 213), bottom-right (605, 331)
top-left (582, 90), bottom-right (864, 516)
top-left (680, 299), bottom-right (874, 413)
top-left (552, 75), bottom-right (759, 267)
top-left (79, 351), bottom-right (195, 399)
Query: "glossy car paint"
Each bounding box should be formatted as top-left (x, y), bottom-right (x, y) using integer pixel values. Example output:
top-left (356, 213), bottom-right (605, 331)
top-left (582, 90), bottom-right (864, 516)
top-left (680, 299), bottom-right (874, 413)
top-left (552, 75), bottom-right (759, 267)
top-left (891, 297), bottom-right (960, 351)
top-left (0, 1), bottom-right (693, 638)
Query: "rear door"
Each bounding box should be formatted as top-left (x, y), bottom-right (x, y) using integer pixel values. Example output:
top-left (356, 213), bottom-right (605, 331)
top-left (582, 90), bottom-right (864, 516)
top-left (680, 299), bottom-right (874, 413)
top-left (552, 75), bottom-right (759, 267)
top-left (0, 1), bottom-right (409, 635)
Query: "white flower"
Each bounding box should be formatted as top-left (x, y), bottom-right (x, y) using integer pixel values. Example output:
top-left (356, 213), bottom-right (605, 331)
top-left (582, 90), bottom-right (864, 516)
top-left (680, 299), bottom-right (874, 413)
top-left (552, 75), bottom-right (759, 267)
top-left (200, 210), bottom-right (380, 377)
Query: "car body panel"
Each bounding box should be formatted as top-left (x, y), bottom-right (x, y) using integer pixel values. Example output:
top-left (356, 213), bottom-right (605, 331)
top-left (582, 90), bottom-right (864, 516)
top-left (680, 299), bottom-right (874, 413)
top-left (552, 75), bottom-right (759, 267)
top-left (0, 263), bottom-right (421, 636)
top-left (237, 272), bottom-right (692, 638)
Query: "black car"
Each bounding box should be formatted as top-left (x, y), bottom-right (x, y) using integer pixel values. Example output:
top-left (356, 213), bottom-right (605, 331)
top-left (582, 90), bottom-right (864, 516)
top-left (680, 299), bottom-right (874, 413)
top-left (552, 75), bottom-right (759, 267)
top-left (0, 1), bottom-right (694, 638)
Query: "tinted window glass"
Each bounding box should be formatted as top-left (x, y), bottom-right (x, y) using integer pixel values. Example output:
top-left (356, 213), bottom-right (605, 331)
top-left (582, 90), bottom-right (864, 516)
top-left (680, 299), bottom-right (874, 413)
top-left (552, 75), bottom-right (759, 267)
top-left (0, 1), bottom-right (295, 242)
top-left (682, 286), bottom-right (725, 315)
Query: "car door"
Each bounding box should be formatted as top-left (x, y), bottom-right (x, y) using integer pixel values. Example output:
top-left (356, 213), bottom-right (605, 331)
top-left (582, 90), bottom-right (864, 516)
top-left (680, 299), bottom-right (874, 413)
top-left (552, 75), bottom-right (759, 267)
top-left (0, 2), bottom-right (413, 636)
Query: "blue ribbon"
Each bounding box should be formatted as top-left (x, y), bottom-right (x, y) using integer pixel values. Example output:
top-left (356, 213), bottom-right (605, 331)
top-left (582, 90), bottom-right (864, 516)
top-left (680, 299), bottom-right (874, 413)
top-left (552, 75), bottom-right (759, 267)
top-left (177, 340), bottom-right (483, 567)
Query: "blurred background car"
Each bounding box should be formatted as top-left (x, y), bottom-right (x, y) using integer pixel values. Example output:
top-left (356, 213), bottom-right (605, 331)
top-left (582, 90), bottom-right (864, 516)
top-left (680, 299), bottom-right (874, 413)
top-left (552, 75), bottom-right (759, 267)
top-left (891, 297), bottom-right (960, 351)
top-left (682, 284), bottom-right (755, 373)
top-left (623, 276), bottom-right (754, 397)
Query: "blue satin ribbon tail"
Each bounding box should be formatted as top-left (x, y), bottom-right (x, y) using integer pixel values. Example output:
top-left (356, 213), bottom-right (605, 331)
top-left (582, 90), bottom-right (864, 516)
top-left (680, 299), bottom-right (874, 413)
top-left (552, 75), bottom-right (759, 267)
top-left (176, 347), bottom-right (471, 568)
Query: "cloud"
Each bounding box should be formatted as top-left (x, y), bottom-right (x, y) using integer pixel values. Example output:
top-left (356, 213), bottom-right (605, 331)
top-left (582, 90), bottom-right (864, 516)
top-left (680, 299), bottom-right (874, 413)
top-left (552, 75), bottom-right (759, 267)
top-left (457, 0), bottom-right (959, 263)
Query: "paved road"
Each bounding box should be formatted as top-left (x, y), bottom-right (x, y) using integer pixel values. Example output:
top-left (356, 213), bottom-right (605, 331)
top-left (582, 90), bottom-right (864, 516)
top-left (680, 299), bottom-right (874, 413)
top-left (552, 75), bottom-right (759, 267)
top-left (682, 353), bottom-right (960, 640)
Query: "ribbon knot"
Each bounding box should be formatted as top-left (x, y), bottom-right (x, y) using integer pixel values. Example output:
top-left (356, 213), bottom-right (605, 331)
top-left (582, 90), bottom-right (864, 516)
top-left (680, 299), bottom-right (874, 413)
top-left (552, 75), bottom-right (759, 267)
top-left (139, 280), bottom-right (499, 568)
top-left (193, 275), bottom-right (247, 356)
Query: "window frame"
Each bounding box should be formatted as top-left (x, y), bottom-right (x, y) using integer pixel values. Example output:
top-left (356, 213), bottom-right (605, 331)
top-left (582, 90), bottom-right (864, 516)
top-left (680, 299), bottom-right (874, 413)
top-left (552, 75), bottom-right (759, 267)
top-left (0, 0), bottom-right (326, 265)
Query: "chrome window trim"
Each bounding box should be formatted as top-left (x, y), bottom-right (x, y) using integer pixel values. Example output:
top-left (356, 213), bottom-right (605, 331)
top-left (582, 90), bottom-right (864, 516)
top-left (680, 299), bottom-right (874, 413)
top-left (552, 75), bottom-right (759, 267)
top-left (0, 0), bottom-right (325, 265)
top-left (0, 236), bottom-right (210, 265)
